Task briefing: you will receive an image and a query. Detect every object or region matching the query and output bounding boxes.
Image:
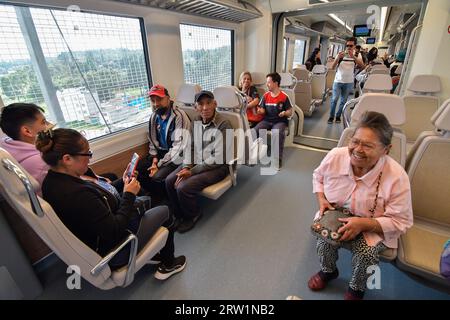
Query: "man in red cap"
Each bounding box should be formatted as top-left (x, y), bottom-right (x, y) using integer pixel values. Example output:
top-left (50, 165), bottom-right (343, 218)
top-left (136, 84), bottom-right (190, 204)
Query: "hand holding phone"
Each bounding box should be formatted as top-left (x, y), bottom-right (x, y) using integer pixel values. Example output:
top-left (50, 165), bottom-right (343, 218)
top-left (126, 153), bottom-right (140, 178)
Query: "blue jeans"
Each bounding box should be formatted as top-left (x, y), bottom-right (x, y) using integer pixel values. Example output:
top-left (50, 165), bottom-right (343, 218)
top-left (329, 82), bottom-right (353, 118)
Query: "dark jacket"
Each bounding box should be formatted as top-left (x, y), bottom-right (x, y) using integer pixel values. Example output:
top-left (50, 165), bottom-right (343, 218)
top-left (42, 170), bottom-right (138, 256)
top-left (183, 111), bottom-right (232, 175)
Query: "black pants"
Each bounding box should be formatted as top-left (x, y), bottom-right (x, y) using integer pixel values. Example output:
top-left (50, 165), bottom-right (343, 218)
top-left (165, 165), bottom-right (228, 219)
top-left (137, 155), bottom-right (178, 201)
top-left (109, 205), bottom-right (176, 269)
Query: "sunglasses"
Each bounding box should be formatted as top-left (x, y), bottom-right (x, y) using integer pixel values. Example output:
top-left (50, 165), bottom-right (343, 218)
top-left (70, 150), bottom-right (93, 158)
top-left (346, 44), bottom-right (354, 48)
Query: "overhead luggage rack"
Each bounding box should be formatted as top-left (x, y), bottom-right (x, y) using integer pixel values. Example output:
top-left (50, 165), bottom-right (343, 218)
top-left (109, 0), bottom-right (263, 23)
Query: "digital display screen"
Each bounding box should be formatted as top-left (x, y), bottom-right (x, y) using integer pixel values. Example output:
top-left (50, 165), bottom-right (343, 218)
top-left (353, 25), bottom-right (372, 37)
top-left (366, 37), bottom-right (376, 44)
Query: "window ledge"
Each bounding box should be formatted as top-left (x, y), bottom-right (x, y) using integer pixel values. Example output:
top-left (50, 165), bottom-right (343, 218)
top-left (89, 124), bottom-right (148, 163)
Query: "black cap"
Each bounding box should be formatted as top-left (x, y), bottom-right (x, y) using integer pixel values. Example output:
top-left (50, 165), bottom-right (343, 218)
top-left (194, 90), bottom-right (214, 103)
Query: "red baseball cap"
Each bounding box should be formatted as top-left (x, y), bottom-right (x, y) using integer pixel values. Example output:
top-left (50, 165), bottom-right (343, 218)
top-left (148, 84), bottom-right (169, 98)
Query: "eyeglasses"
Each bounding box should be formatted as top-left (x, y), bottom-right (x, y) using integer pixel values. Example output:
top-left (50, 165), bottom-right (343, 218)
top-left (349, 138), bottom-right (381, 151)
top-left (70, 150), bottom-right (93, 158)
top-left (346, 44), bottom-right (354, 48)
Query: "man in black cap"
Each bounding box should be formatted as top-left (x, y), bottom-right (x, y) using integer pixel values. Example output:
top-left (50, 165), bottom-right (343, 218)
top-left (165, 90), bottom-right (232, 233)
top-left (137, 84), bottom-right (190, 203)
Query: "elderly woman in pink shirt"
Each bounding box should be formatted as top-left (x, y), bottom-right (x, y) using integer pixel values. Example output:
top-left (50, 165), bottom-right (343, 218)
top-left (308, 111), bottom-right (413, 300)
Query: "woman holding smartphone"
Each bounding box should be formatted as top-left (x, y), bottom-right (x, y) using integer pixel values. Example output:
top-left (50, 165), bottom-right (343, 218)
top-left (36, 128), bottom-right (186, 280)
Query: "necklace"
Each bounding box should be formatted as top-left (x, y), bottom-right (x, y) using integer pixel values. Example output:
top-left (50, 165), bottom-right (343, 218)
top-left (368, 171), bottom-right (383, 217)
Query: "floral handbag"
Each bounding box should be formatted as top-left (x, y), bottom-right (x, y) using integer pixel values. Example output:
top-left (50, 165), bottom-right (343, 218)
top-left (311, 172), bottom-right (383, 246)
top-left (311, 207), bottom-right (355, 246)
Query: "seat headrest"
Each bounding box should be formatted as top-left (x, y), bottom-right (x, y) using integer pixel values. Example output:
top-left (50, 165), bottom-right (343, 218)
top-left (311, 65), bottom-right (326, 74)
top-left (364, 74), bottom-right (392, 92)
top-left (0, 148), bottom-right (40, 196)
top-left (279, 72), bottom-right (295, 87)
top-left (176, 84), bottom-right (202, 104)
top-left (407, 75), bottom-right (441, 94)
top-left (370, 68), bottom-right (390, 75)
top-left (371, 64), bottom-right (388, 70)
top-left (432, 98), bottom-right (450, 131)
top-left (292, 68), bottom-right (310, 81)
top-left (351, 93), bottom-right (406, 126)
top-left (213, 86), bottom-right (241, 109)
top-left (294, 64), bottom-right (307, 70)
top-left (250, 72), bottom-right (266, 86)
top-left (372, 58), bottom-right (385, 65)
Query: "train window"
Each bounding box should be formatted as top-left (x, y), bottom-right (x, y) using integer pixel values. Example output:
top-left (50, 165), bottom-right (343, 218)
top-left (180, 24), bottom-right (233, 91)
top-left (0, 4), bottom-right (152, 140)
top-left (293, 39), bottom-right (306, 67)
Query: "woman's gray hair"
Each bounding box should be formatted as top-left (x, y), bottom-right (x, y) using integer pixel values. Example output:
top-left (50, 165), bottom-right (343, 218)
top-left (354, 111), bottom-right (393, 146)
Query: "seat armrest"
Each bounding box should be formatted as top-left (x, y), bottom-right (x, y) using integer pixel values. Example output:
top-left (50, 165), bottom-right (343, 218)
top-left (91, 232), bottom-right (138, 286)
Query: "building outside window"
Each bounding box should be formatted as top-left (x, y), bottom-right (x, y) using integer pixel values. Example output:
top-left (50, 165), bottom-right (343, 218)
top-left (0, 4), bottom-right (152, 140)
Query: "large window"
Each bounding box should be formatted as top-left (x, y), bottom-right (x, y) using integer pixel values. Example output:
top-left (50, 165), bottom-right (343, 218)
top-left (292, 39), bottom-right (306, 67)
top-left (0, 4), bottom-right (151, 140)
top-left (180, 24), bottom-right (233, 91)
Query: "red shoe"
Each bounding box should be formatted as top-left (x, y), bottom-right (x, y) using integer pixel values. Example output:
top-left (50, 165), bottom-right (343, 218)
top-left (307, 270), bottom-right (339, 291)
top-left (344, 288), bottom-right (364, 300)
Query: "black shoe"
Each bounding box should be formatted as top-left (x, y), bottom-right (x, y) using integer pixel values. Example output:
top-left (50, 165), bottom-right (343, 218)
top-left (327, 117), bottom-right (334, 124)
top-left (335, 116), bottom-right (341, 123)
top-left (177, 214), bottom-right (202, 233)
top-left (154, 255), bottom-right (186, 280)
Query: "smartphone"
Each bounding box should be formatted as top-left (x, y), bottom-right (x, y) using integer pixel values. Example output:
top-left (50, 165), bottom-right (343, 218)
top-left (127, 153), bottom-right (140, 178)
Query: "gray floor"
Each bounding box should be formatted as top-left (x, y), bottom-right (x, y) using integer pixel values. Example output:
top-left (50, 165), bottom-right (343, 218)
top-left (294, 94), bottom-right (343, 149)
top-left (36, 147), bottom-right (450, 300)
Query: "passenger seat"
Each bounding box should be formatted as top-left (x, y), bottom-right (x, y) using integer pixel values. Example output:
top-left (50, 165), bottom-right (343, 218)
top-left (397, 98), bottom-right (450, 287)
top-left (399, 75), bottom-right (441, 147)
top-left (311, 65), bottom-right (327, 103)
top-left (279, 72), bottom-right (304, 138)
top-left (292, 68), bottom-right (320, 117)
top-left (0, 149), bottom-right (169, 289)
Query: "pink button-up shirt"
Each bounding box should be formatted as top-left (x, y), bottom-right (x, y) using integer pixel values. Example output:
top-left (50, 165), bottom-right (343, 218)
top-left (312, 147), bottom-right (413, 248)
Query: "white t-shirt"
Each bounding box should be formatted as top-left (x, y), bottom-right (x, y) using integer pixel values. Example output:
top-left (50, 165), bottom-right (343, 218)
top-left (334, 57), bottom-right (356, 84)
